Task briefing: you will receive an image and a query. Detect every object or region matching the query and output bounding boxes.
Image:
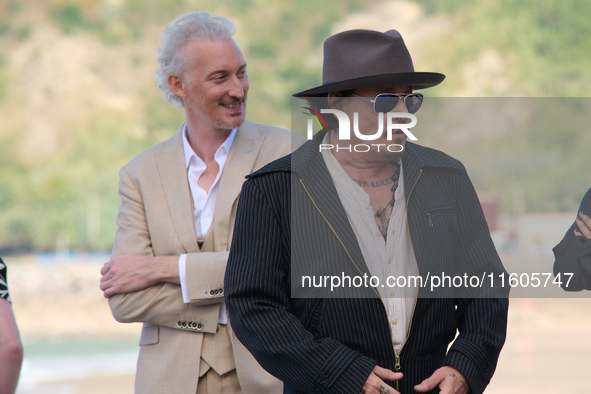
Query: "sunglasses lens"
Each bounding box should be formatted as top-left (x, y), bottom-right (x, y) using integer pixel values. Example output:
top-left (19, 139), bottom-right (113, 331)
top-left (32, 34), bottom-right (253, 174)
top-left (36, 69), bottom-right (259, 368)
top-left (405, 94), bottom-right (423, 114)
top-left (374, 95), bottom-right (400, 113)
top-left (374, 94), bottom-right (424, 114)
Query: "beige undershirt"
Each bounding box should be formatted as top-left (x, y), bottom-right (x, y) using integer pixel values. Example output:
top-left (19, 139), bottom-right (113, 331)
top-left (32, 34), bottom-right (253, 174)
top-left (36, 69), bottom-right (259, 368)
top-left (321, 136), bottom-right (418, 355)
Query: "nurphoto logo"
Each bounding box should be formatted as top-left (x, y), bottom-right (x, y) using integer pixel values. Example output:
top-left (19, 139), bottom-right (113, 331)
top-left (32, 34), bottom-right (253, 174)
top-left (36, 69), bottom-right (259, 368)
top-left (305, 109), bottom-right (418, 153)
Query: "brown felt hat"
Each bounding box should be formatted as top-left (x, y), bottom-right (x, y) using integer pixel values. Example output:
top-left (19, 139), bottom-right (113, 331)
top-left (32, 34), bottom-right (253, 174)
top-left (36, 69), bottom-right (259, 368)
top-left (293, 29), bottom-right (445, 97)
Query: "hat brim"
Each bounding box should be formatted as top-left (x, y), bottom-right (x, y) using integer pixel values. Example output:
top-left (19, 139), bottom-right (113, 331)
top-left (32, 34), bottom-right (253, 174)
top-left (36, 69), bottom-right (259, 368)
top-left (292, 72), bottom-right (445, 97)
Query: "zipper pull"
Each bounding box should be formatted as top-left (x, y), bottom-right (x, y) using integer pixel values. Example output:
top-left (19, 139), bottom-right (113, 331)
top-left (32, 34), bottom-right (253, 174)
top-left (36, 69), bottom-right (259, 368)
top-left (394, 353), bottom-right (401, 392)
top-left (426, 212), bottom-right (433, 227)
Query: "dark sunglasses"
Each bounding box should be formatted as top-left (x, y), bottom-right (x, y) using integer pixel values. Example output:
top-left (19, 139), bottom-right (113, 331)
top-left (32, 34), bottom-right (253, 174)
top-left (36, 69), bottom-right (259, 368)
top-left (351, 92), bottom-right (424, 114)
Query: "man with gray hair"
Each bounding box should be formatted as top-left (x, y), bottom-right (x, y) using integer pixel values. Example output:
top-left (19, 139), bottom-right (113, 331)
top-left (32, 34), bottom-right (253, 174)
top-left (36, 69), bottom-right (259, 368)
top-left (99, 12), bottom-right (302, 393)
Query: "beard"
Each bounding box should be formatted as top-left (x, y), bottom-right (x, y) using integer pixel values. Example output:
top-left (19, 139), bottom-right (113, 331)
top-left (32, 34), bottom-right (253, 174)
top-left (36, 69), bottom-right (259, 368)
top-left (379, 133), bottom-right (406, 161)
top-left (377, 147), bottom-right (404, 162)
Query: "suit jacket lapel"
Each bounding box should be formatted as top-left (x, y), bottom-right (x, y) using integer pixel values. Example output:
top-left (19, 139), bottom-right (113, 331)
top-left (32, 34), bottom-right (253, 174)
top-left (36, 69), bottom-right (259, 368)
top-left (210, 121), bottom-right (265, 250)
top-left (155, 128), bottom-right (201, 254)
top-left (294, 132), bottom-right (370, 275)
top-left (401, 143), bottom-right (424, 202)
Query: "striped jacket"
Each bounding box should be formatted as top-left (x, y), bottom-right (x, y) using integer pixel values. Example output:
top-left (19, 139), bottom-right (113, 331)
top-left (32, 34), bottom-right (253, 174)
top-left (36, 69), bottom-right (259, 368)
top-left (225, 130), bottom-right (508, 394)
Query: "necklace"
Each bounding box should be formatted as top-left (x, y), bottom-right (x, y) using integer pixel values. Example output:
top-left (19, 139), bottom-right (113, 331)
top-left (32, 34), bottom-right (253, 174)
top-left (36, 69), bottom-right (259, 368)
top-left (375, 162), bottom-right (401, 238)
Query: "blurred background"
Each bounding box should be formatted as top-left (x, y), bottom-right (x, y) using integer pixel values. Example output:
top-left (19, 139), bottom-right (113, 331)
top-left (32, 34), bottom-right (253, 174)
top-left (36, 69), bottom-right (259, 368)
top-left (0, 0), bottom-right (590, 392)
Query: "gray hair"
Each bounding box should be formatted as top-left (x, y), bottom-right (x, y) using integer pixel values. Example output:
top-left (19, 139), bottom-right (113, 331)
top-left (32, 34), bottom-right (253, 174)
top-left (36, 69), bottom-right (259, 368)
top-left (155, 12), bottom-right (236, 108)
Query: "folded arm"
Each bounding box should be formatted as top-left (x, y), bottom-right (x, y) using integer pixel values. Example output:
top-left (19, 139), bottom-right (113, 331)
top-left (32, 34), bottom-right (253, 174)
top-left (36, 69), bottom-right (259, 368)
top-left (103, 166), bottom-right (224, 330)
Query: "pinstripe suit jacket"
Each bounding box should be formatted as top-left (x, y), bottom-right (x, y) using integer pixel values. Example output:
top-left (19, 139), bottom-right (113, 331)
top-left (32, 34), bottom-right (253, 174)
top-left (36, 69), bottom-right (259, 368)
top-left (225, 130), bottom-right (508, 394)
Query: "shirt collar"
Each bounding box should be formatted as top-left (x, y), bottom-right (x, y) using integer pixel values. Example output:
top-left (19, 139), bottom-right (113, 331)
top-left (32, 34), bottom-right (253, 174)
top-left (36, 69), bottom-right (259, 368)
top-left (182, 123), bottom-right (238, 169)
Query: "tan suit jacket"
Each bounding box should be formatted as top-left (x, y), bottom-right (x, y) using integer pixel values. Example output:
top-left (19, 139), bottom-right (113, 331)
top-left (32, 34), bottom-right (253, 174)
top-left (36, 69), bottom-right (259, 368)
top-left (109, 120), bottom-right (304, 393)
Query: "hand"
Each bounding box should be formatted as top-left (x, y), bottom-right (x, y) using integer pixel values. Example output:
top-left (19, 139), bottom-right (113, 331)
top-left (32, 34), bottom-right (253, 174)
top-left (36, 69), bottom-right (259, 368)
top-left (574, 212), bottom-right (591, 239)
top-left (414, 366), bottom-right (469, 394)
top-left (99, 254), bottom-right (179, 298)
top-left (360, 365), bottom-right (403, 394)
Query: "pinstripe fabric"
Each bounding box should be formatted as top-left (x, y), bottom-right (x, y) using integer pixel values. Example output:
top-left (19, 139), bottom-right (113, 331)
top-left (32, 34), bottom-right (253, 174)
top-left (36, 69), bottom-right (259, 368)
top-left (225, 130), bottom-right (508, 394)
top-left (553, 187), bottom-right (591, 290)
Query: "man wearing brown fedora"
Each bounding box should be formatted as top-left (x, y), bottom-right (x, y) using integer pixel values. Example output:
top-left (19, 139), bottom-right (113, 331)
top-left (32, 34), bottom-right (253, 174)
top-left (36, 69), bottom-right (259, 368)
top-left (225, 29), bottom-right (508, 394)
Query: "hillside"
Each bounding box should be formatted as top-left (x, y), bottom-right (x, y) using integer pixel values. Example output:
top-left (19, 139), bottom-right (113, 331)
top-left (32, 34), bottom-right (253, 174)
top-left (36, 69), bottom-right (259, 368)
top-left (0, 0), bottom-right (589, 253)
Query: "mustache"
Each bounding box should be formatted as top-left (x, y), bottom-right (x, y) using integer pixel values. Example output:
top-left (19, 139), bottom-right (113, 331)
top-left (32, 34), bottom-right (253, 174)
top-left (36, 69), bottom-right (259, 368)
top-left (388, 116), bottom-right (412, 124)
top-left (221, 97), bottom-right (244, 106)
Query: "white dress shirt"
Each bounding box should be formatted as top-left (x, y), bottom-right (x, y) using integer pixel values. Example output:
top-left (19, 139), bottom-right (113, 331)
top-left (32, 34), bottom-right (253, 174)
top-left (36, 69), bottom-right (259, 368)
top-left (322, 138), bottom-right (418, 356)
top-left (179, 123), bottom-right (237, 324)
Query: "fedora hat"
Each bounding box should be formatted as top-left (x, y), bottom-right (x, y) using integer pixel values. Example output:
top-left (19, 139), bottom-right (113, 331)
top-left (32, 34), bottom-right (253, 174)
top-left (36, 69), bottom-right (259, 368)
top-left (293, 29), bottom-right (445, 97)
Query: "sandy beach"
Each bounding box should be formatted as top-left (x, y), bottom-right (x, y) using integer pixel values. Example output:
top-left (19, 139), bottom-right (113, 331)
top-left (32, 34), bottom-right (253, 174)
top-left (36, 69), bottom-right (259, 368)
top-left (4, 253), bottom-right (590, 393)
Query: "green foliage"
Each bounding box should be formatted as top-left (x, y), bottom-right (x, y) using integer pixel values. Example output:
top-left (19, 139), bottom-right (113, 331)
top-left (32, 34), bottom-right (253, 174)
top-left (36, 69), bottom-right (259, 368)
top-left (415, 0), bottom-right (591, 96)
top-left (0, 56), bottom-right (7, 101)
top-left (50, 5), bottom-right (89, 34)
top-left (0, 0), bottom-right (590, 254)
top-left (414, 98), bottom-right (591, 215)
top-left (248, 39), bottom-right (277, 58)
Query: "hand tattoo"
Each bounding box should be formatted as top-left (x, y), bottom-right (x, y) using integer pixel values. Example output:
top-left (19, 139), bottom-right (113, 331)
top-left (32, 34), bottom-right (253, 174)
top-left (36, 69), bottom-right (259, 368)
top-left (378, 385), bottom-right (391, 394)
top-left (450, 372), bottom-right (469, 394)
top-left (460, 380), bottom-right (469, 394)
top-left (359, 389), bottom-right (367, 394)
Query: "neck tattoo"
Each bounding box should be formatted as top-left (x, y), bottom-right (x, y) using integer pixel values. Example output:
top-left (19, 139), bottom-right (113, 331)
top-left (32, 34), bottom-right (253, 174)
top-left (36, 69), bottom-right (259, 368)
top-left (374, 162), bottom-right (401, 239)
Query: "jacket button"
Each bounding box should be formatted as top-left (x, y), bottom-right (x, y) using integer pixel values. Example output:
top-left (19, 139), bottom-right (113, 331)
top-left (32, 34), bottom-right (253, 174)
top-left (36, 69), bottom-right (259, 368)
top-left (196, 323), bottom-right (203, 331)
top-left (182, 321), bottom-right (187, 327)
top-left (214, 289), bottom-right (219, 295)
top-left (177, 321), bottom-right (182, 327)
top-left (210, 290), bottom-right (215, 295)
top-left (219, 288), bottom-right (224, 294)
